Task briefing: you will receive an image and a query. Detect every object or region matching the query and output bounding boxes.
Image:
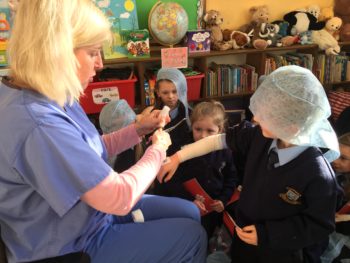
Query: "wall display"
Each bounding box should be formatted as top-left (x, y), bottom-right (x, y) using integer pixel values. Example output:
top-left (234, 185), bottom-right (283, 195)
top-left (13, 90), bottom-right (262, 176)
top-left (94, 0), bottom-right (139, 59)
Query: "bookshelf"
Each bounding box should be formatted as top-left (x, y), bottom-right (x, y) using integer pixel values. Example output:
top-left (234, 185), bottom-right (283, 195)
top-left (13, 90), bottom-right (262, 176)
top-left (102, 42), bottom-right (350, 111)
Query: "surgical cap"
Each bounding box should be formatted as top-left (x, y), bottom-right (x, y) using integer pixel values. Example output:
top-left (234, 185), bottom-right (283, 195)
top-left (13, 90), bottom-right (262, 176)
top-left (250, 65), bottom-right (339, 162)
top-left (157, 68), bottom-right (191, 127)
top-left (99, 99), bottom-right (136, 134)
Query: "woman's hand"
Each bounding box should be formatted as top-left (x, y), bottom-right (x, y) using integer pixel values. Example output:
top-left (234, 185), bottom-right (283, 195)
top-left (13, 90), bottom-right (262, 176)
top-left (135, 110), bottom-right (170, 136)
top-left (210, 200), bottom-right (224, 213)
top-left (152, 129), bottom-right (171, 150)
top-left (236, 225), bottom-right (258, 246)
top-left (157, 153), bottom-right (180, 183)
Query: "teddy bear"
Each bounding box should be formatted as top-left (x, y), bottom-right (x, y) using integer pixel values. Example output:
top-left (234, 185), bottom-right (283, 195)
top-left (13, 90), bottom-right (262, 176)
top-left (222, 30), bottom-right (250, 49)
top-left (334, 0), bottom-right (350, 42)
top-left (238, 5), bottom-right (270, 50)
top-left (239, 5), bottom-right (269, 34)
top-left (203, 10), bottom-right (232, 51)
top-left (325, 17), bottom-right (342, 41)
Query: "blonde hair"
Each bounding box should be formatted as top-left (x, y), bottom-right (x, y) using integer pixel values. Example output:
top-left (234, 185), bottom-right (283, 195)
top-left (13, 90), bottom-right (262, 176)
top-left (190, 100), bottom-right (227, 132)
top-left (8, 0), bottom-right (111, 106)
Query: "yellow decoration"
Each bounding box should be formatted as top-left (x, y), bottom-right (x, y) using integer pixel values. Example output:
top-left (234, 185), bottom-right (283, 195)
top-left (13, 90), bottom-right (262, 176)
top-left (124, 0), bottom-right (134, 12)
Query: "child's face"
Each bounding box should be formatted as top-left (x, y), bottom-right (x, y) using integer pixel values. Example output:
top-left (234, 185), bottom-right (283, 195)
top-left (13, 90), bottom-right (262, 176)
top-left (253, 116), bottom-right (278, 139)
top-left (332, 144), bottom-right (350, 173)
top-left (156, 81), bottom-right (178, 110)
top-left (192, 116), bottom-right (221, 142)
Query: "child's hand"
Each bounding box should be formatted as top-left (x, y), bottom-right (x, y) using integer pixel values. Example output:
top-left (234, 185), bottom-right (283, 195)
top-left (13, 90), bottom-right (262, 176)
top-left (194, 199), bottom-right (207, 214)
top-left (335, 213), bottom-right (350, 222)
top-left (236, 224), bottom-right (258, 246)
top-left (210, 200), bottom-right (224, 213)
top-left (157, 153), bottom-right (180, 183)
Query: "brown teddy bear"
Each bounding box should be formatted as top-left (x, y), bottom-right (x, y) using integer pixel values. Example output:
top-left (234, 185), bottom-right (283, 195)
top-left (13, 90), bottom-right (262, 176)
top-left (334, 0), bottom-right (350, 41)
top-left (203, 10), bottom-right (232, 51)
top-left (239, 5), bottom-right (269, 34)
top-left (238, 5), bottom-right (270, 50)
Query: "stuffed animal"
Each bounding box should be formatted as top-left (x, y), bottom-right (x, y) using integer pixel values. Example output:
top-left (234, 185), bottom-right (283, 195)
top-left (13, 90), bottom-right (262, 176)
top-left (203, 10), bottom-right (232, 51)
top-left (307, 4), bottom-right (321, 20)
top-left (259, 23), bottom-right (282, 47)
top-left (222, 30), bottom-right (250, 49)
top-left (325, 17), bottom-right (342, 41)
top-left (239, 5), bottom-right (269, 34)
top-left (283, 10), bottom-right (326, 35)
top-left (312, 29), bottom-right (341, 55)
top-left (298, 30), bottom-right (313, 45)
top-left (334, 0), bottom-right (350, 42)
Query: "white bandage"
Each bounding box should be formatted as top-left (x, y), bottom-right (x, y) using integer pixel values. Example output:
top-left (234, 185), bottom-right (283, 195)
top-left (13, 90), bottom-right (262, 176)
top-left (177, 134), bottom-right (227, 163)
top-left (132, 209), bottom-right (145, 223)
top-left (159, 106), bottom-right (170, 128)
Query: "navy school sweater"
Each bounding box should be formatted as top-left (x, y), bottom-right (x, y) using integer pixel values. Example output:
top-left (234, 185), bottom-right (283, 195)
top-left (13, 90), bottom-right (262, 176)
top-left (226, 123), bottom-right (338, 251)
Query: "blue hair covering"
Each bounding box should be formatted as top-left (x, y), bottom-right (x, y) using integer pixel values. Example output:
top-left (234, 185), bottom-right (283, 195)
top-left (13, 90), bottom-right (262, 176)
top-left (99, 99), bottom-right (136, 134)
top-left (157, 68), bottom-right (191, 128)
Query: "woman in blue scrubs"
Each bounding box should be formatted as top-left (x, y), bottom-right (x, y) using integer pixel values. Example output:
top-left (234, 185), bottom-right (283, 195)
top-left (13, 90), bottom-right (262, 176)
top-left (0, 1), bottom-right (207, 262)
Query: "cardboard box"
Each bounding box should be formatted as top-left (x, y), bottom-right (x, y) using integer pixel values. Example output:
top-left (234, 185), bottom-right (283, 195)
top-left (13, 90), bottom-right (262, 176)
top-left (185, 30), bottom-right (210, 53)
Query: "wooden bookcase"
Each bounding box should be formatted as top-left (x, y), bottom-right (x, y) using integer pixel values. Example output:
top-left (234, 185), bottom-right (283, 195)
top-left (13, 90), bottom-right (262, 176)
top-left (102, 41), bottom-right (350, 111)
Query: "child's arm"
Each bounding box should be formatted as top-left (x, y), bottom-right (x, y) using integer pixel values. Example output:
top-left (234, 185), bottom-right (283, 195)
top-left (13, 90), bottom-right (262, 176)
top-left (157, 134), bottom-right (227, 182)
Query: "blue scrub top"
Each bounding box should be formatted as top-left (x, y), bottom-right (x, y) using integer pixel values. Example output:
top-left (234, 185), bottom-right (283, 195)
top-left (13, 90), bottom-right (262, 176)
top-left (0, 79), bottom-right (113, 262)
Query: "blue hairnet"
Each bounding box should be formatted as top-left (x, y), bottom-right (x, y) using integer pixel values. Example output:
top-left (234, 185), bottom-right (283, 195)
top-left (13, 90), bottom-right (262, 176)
top-left (249, 65), bottom-right (339, 162)
top-left (157, 68), bottom-right (191, 127)
top-left (99, 99), bottom-right (136, 134)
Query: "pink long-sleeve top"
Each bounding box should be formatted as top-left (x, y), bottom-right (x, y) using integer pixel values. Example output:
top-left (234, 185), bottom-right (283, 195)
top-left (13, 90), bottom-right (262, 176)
top-left (81, 124), bottom-right (165, 215)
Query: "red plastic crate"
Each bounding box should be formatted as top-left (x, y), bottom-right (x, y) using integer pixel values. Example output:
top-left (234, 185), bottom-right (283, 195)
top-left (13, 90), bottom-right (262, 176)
top-left (80, 77), bottom-right (137, 114)
top-left (186, 74), bottom-right (204, 102)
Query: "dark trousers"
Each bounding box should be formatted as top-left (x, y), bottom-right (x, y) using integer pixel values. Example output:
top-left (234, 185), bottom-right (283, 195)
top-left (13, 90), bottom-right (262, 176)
top-left (230, 234), bottom-right (303, 263)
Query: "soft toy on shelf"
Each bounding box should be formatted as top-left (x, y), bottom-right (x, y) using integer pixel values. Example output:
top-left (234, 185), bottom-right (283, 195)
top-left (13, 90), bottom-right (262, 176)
top-left (283, 10), bottom-right (326, 35)
top-left (259, 22), bottom-right (282, 47)
top-left (312, 29), bottom-right (341, 55)
top-left (325, 17), bottom-right (342, 41)
top-left (334, 0), bottom-right (350, 42)
top-left (239, 5), bottom-right (269, 34)
top-left (203, 10), bottom-right (232, 51)
top-left (222, 30), bottom-right (250, 49)
top-left (298, 30), bottom-right (313, 45)
top-left (238, 5), bottom-right (270, 50)
top-left (307, 4), bottom-right (321, 20)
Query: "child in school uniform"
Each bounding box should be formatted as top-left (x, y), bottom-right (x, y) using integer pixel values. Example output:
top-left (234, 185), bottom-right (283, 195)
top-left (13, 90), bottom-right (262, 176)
top-left (158, 65), bottom-right (340, 263)
top-left (322, 132), bottom-right (350, 262)
top-left (156, 101), bottom-right (239, 242)
top-left (142, 68), bottom-right (192, 156)
top-left (99, 99), bottom-right (144, 173)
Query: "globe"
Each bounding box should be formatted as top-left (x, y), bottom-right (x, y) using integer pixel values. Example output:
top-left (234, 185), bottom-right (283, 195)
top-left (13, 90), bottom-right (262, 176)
top-left (148, 2), bottom-right (189, 46)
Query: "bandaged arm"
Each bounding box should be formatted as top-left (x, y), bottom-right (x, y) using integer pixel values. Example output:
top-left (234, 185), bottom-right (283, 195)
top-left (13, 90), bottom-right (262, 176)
top-left (177, 134), bottom-right (227, 162)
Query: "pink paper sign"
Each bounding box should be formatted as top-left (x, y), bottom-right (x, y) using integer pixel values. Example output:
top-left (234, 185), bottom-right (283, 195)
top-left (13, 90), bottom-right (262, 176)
top-left (161, 47), bottom-right (188, 69)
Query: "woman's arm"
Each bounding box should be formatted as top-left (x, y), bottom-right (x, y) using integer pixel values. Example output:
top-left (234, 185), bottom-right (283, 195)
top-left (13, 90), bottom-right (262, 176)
top-left (83, 130), bottom-right (171, 215)
top-left (102, 110), bottom-right (169, 157)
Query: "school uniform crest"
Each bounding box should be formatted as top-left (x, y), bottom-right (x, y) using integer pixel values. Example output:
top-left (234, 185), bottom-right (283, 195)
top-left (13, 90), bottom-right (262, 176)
top-left (279, 187), bottom-right (302, 205)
